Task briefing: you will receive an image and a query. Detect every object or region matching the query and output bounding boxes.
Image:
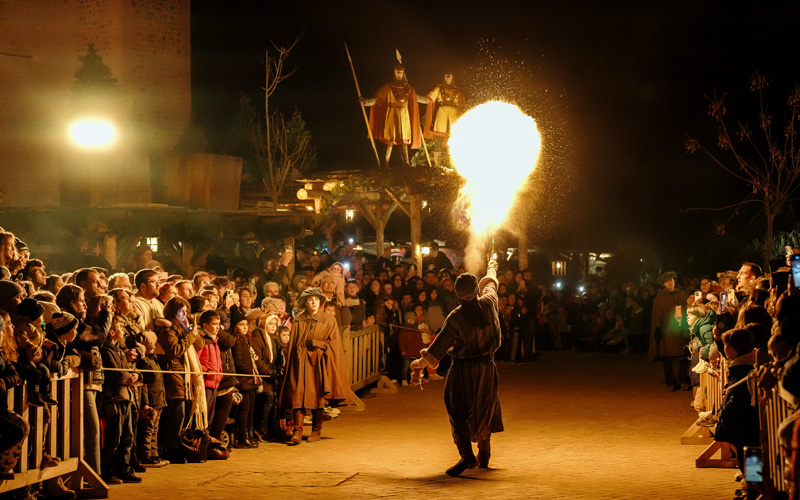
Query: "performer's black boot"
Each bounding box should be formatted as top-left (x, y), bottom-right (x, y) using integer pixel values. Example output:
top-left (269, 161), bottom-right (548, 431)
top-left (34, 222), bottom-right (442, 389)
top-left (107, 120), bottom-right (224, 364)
top-left (446, 435), bottom-right (477, 476)
top-left (307, 408), bottom-right (323, 442)
top-left (477, 438), bottom-right (491, 468)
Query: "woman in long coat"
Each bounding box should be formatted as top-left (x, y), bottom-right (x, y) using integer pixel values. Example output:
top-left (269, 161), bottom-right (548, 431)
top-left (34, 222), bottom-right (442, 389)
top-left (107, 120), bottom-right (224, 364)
top-left (279, 288), bottom-right (350, 445)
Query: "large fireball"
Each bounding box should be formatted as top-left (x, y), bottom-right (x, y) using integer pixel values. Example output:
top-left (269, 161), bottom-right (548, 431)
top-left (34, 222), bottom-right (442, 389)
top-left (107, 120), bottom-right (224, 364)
top-left (448, 101), bottom-right (541, 235)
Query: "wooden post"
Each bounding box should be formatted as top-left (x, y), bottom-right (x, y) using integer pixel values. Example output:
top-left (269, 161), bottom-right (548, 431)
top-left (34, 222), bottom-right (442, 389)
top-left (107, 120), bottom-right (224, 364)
top-left (517, 206), bottom-right (529, 270)
top-left (357, 200), bottom-right (397, 263)
top-left (102, 234), bottom-right (117, 270)
top-left (409, 193), bottom-right (423, 271)
top-left (285, 236), bottom-right (295, 278)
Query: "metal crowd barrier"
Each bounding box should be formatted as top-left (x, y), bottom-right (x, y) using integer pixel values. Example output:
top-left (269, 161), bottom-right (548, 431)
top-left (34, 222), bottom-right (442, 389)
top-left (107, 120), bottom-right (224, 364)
top-left (0, 369), bottom-right (108, 498)
top-left (345, 325), bottom-right (395, 409)
top-left (690, 359), bottom-right (739, 468)
top-left (757, 379), bottom-right (796, 493)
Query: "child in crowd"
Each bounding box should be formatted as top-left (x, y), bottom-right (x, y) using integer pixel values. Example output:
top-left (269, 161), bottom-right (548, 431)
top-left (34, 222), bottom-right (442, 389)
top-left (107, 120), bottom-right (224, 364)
top-left (230, 306), bottom-right (262, 448)
top-left (714, 328), bottom-right (759, 498)
top-left (197, 310), bottom-right (223, 426)
top-left (136, 331), bottom-right (167, 468)
top-left (99, 315), bottom-right (142, 484)
top-left (275, 325), bottom-right (292, 439)
top-left (0, 312), bottom-right (27, 480)
top-left (14, 298), bottom-right (56, 407)
top-left (251, 314), bottom-right (281, 441)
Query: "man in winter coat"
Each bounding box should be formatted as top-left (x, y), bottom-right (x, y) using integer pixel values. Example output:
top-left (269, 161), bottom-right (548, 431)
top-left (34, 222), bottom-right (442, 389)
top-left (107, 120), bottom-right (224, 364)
top-left (279, 287), bottom-right (350, 445)
top-left (649, 272), bottom-right (690, 390)
top-left (410, 257), bottom-right (504, 476)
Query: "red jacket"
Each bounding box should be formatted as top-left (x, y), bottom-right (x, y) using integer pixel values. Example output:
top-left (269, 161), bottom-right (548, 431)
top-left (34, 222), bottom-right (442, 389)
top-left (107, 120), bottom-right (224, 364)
top-left (198, 330), bottom-right (223, 389)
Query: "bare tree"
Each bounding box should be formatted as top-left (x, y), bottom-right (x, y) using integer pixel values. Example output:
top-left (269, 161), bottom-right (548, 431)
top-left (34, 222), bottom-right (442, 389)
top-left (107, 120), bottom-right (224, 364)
top-left (250, 38), bottom-right (316, 209)
top-left (687, 71), bottom-right (800, 269)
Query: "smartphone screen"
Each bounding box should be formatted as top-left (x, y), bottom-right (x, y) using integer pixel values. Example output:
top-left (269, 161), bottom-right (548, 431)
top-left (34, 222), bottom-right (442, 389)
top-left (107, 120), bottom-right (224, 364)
top-left (720, 292), bottom-right (727, 313)
top-left (791, 254), bottom-right (800, 288)
top-left (744, 447), bottom-right (763, 485)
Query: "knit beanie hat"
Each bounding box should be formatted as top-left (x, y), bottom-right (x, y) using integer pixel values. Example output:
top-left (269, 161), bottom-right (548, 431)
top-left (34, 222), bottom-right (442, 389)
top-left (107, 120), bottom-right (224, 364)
top-left (17, 297), bottom-right (45, 322)
top-left (229, 305), bottom-right (248, 328)
top-left (0, 280), bottom-right (22, 305)
top-left (46, 311), bottom-right (78, 338)
top-left (291, 274), bottom-right (308, 293)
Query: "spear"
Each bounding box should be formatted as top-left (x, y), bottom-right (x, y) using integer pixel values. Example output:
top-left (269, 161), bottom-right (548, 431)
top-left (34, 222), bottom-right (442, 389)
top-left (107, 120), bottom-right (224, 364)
top-left (396, 49), bottom-right (432, 168)
top-left (345, 43), bottom-right (382, 169)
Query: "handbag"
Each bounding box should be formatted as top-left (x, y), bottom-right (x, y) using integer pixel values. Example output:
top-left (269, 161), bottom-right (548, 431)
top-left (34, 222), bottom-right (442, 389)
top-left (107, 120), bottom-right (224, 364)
top-left (179, 414), bottom-right (209, 463)
top-left (180, 427), bottom-right (209, 463)
top-left (206, 435), bottom-right (229, 460)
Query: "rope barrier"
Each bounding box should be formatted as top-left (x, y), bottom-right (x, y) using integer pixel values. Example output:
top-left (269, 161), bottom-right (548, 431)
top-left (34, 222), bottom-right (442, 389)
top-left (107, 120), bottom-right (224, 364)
top-left (100, 366), bottom-right (269, 378)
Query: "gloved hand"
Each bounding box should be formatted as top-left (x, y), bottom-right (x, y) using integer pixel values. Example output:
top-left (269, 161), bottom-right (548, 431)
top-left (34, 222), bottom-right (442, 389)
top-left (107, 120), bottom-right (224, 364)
top-left (65, 355), bottom-right (81, 368)
top-left (305, 339), bottom-right (327, 351)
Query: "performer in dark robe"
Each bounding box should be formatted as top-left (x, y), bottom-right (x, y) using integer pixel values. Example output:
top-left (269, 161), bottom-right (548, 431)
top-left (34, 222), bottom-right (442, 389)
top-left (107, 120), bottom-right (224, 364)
top-left (279, 287), bottom-right (351, 445)
top-left (361, 64), bottom-right (428, 167)
top-left (411, 257), bottom-right (503, 476)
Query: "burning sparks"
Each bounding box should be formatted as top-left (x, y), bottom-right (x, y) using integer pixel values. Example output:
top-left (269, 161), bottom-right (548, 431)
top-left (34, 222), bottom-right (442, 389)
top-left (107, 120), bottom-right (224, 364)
top-left (449, 100), bottom-right (541, 235)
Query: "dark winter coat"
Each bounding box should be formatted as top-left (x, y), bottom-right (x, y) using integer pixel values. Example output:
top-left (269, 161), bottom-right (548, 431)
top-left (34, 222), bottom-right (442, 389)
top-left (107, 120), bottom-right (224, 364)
top-left (140, 355), bottom-right (166, 410)
top-left (648, 288), bottom-right (688, 360)
top-left (155, 319), bottom-right (203, 400)
top-left (715, 356), bottom-right (759, 449)
top-left (0, 350), bottom-right (21, 418)
top-left (232, 335), bottom-right (262, 393)
top-left (216, 329), bottom-right (238, 392)
top-left (100, 338), bottom-right (139, 403)
top-left (71, 310), bottom-right (112, 389)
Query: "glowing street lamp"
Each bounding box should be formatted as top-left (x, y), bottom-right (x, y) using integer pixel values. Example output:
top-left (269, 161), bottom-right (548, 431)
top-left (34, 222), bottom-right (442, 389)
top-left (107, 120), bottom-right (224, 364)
top-left (69, 118), bottom-right (117, 149)
top-left (345, 209), bottom-right (355, 222)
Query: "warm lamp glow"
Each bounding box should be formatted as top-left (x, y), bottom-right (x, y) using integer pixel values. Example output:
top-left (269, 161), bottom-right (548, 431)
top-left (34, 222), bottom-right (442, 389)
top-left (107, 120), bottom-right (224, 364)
top-left (69, 119), bottom-right (117, 148)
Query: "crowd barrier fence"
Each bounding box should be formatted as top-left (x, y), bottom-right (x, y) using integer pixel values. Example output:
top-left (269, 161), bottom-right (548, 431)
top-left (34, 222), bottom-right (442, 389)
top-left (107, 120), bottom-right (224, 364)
top-left (0, 369), bottom-right (108, 498)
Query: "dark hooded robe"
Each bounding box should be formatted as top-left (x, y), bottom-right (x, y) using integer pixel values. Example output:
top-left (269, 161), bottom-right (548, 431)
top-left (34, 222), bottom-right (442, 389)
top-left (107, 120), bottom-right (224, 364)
top-left (420, 269), bottom-right (504, 442)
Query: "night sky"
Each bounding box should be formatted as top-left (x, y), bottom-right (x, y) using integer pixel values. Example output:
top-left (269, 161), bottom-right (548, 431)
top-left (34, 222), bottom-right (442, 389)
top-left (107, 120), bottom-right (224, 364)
top-left (191, 1), bottom-right (800, 268)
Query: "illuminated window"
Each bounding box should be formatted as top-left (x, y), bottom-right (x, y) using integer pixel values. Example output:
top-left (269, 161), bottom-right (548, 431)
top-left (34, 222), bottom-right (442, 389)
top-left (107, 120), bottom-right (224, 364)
top-left (551, 260), bottom-right (566, 276)
top-left (345, 209), bottom-right (355, 222)
top-left (146, 237), bottom-right (158, 253)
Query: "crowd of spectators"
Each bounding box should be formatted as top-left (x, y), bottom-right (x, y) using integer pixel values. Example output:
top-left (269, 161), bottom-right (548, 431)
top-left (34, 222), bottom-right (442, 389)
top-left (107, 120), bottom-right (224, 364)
top-left (2, 225), bottom-right (800, 499)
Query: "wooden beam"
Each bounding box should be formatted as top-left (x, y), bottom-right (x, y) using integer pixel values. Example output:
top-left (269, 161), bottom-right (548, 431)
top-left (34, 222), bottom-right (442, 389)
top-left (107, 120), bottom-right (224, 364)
top-left (384, 188), bottom-right (410, 218)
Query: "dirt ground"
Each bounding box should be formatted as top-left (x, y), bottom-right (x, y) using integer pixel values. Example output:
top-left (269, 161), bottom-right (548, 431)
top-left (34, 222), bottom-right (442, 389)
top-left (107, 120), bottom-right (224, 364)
top-left (113, 351), bottom-right (736, 499)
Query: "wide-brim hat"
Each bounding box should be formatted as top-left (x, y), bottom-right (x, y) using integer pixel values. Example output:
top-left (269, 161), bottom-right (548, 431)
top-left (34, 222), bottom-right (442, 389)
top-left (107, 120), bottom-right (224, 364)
top-left (297, 287), bottom-right (325, 307)
top-left (657, 271), bottom-right (678, 285)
